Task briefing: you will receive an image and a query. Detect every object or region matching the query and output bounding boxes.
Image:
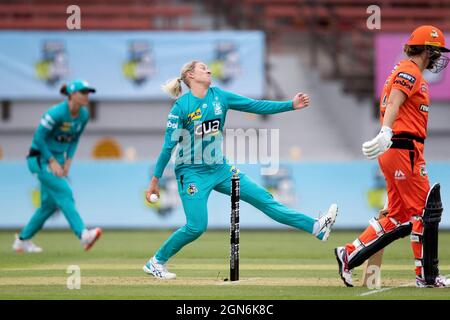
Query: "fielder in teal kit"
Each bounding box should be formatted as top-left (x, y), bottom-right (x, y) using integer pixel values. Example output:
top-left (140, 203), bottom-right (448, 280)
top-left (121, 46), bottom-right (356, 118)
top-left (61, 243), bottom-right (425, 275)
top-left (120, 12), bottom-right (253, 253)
top-left (13, 80), bottom-right (102, 253)
top-left (144, 61), bottom-right (337, 279)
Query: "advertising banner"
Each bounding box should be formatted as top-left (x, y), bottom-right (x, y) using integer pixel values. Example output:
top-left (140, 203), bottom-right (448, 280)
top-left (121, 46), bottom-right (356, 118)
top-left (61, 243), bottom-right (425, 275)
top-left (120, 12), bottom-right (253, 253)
top-left (1, 161), bottom-right (449, 229)
top-left (375, 33), bottom-right (450, 101)
top-left (0, 31), bottom-right (265, 100)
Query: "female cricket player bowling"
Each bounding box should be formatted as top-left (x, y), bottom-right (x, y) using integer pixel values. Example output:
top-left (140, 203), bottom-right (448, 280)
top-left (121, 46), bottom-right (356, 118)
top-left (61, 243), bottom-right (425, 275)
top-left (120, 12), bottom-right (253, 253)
top-left (335, 25), bottom-right (450, 288)
top-left (143, 60), bottom-right (338, 279)
top-left (12, 80), bottom-right (102, 253)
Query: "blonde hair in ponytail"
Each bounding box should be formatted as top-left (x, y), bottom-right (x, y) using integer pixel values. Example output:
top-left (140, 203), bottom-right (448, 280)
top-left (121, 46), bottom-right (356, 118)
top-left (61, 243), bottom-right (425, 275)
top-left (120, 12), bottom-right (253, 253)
top-left (162, 60), bottom-right (199, 98)
top-left (161, 77), bottom-right (182, 98)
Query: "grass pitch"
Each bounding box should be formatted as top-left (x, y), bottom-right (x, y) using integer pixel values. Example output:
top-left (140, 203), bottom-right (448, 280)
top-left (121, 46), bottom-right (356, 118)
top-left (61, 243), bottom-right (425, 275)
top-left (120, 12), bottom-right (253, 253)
top-left (1, 230), bottom-right (450, 300)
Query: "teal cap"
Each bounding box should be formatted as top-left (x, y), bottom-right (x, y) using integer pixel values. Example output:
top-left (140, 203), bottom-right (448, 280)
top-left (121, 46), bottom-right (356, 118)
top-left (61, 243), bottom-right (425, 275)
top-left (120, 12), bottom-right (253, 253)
top-left (66, 79), bottom-right (96, 94)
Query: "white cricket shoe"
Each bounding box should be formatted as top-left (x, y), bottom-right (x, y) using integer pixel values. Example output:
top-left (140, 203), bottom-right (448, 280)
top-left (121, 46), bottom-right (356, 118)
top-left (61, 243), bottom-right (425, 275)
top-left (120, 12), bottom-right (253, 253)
top-left (416, 275), bottom-right (450, 288)
top-left (316, 203), bottom-right (338, 241)
top-left (335, 246), bottom-right (353, 287)
top-left (81, 227), bottom-right (102, 251)
top-left (12, 234), bottom-right (43, 253)
top-left (143, 256), bottom-right (177, 280)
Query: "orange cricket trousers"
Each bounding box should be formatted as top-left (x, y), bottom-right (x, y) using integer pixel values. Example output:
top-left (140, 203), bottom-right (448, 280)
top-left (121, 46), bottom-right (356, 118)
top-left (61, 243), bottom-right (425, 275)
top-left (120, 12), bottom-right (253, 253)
top-left (346, 135), bottom-right (429, 276)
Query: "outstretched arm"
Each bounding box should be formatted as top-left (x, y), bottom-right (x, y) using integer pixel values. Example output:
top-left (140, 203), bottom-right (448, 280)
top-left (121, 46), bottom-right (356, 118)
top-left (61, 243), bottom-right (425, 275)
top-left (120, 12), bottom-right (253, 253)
top-left (223, 89), bottom-right (310, 115)
top-left (292, 92), bottom-right (310, 110)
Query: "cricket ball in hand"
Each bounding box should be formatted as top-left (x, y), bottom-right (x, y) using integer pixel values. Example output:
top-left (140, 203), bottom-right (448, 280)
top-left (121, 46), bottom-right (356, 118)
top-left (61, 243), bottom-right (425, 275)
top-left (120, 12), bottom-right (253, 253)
top-left (149, 194), bottom-right (159, 203)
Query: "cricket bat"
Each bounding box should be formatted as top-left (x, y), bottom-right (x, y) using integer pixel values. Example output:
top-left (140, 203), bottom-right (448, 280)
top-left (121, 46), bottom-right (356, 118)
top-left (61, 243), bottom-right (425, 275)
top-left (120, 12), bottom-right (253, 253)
top-left (361, 203), bottom-right (389, 288)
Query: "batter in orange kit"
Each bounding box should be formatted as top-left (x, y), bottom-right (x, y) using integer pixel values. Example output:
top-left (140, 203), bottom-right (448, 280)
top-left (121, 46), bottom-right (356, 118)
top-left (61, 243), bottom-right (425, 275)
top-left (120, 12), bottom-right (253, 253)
top-left (334, 25), bottom-right (450, 288)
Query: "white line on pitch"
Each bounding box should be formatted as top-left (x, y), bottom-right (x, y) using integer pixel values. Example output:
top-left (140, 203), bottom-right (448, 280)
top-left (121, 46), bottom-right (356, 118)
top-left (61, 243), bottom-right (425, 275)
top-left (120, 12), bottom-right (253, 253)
top-left (359, 273), bottom-right (450, 296)
top-left (359, 282), bottom-right (413, 296)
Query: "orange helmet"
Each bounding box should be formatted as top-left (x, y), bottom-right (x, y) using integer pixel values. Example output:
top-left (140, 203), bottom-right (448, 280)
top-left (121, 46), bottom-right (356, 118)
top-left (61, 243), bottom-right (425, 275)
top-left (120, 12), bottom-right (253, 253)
top-left (406, 25), bottom-right (450, 52)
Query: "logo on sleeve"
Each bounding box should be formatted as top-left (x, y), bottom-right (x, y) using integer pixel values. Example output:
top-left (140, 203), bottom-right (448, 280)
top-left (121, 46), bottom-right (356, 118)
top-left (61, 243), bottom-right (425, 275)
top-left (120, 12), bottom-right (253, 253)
top-left (419, 104), bottom-right (429, 113)
top-left (40, 113), bottom-right (55, 130)
top-left (166, 120), bottom-right (178, 129)
top-left (167, 113), bottom-right (179, 129)
top-left (381, 94), bottom-right (387, 106)
top-left (397, 72), bottom-right (416, 84)
top-left (393, 79), bottom-right (413, 90)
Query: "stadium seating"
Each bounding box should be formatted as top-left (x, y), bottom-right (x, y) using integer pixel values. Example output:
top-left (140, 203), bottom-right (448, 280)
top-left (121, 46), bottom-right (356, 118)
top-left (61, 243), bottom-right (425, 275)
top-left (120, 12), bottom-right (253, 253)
top-left (215, 0), bottom-right (450, 99)
top-left (0, 0), bottom-right (195, 30)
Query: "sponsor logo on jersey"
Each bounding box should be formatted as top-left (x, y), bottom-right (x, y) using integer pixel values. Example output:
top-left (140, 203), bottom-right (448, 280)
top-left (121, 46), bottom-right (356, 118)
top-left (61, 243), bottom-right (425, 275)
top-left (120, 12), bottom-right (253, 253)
top-left (420, 165), bottom-right (428, 177)
top-left (213, 97), bottom-right (223, 115)
top-left (385, 64), bottom-right (400, 87)
top-left (381, 94), bottom-right (387, 106)
top-left (421, 83), bottom-right (428, 93)
top-left (55, 135), bottom-right (74, 143)
top-left (166, 121), bottom-right (178, 129)
top-left (419, 104), bottom-right (429, 112)
top-left (214, 105), bottom-right (222, 115)
top-left (187, 183), bottom-right (198, 195)
top-left (194, 118), bottom-right (221, 136)
top-left (60, 122), bottom-right (72, 132)
top-left (393, 79), bottom-right (413, 90)
top-left (187, 108), bottom-right (202, 123)
top-left (394, 170), bottom-right (406, 180)
top-left (167, 113), bottom-right (180, 129)
top-left (397, 72), bottom-right (416, 84)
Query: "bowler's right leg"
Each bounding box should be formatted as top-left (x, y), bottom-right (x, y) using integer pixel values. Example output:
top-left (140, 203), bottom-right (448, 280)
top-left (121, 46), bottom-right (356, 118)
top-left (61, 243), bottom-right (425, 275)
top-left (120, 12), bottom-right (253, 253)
top-left (144, 174), bottom-right (211, 279)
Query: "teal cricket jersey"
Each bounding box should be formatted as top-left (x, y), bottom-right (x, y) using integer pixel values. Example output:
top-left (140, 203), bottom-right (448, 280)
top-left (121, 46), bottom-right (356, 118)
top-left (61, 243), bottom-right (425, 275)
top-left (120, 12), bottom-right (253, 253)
top-left (30, 100), bottom-right (89, 163)
top-left (153, 87), bottom-right (293, 178)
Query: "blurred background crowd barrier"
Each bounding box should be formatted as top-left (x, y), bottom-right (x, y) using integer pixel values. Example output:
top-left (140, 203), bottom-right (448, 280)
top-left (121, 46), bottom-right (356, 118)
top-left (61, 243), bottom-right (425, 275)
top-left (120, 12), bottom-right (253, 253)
top-left (1, 161), bottom-right (450, 229)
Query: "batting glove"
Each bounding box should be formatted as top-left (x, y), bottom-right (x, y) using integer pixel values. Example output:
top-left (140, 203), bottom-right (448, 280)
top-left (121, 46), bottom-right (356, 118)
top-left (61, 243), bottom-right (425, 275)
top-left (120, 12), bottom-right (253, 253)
top-left (362, 126), bottom-right (393, 160)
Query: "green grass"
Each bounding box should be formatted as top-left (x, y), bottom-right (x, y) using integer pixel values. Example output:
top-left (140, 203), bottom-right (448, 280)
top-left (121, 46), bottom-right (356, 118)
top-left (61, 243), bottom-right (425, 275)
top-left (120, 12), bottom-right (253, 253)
top-left (1, 230), bottom-right (450, 300)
